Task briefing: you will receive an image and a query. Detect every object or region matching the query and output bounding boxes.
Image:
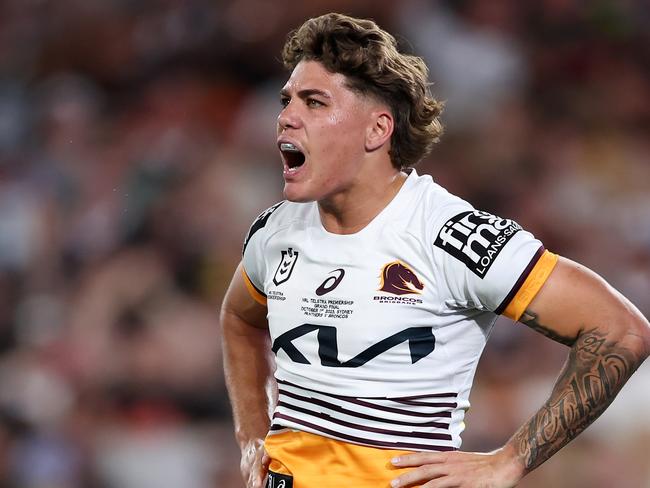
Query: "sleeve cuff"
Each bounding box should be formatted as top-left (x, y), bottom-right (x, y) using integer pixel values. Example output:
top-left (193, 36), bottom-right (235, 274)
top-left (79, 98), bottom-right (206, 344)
top-left (500, 250), bottom-right (559, 321)
top-left (242, 267), bottom-right (267, 306)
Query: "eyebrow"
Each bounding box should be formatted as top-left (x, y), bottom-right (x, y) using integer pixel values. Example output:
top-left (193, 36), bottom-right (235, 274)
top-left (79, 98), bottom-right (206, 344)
top-left (279, 88), bottom-right (331, 99)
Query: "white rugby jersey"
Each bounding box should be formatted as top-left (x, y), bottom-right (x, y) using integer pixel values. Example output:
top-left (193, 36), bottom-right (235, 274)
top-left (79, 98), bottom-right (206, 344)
top-left (242, 169), bottom-right (557, 453)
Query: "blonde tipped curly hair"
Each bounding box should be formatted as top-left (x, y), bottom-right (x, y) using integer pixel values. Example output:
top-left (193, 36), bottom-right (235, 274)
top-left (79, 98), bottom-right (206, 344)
top-left (282, 13), bottom-right (444, 169)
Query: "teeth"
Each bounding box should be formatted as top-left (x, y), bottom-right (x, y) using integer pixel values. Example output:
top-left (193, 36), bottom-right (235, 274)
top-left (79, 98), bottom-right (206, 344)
top-left (280, 142), bottom-right (299, 152)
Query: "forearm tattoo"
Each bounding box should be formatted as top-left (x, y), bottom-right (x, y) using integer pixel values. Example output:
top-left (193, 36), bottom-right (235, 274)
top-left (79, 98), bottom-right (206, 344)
top-left (513, 310), bottom-right (645, 472)
top-left (520, 310), bottom-right (575, 347)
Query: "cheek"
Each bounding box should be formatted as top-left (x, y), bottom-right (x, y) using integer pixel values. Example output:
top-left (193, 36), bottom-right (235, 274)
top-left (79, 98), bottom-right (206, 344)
top-left (327, 116), bottom-right (366, 152)
top-left (309, 108), bottom-right (368, 165)
top-left (329, 109), bottom-right (363, 133)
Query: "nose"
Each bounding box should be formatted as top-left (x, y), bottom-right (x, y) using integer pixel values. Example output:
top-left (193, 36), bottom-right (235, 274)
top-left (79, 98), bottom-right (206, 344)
top-left (277, 102), bottom-right (300, 131)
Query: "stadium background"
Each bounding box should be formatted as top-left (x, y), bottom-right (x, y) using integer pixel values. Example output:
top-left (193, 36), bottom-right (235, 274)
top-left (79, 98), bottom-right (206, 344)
top-left (0, 0), bottom-right (648, 486)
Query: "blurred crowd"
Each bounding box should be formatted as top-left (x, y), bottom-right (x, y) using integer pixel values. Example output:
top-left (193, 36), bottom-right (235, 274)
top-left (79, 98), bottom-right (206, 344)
top-left (0, 0), bottom-right (648, 486)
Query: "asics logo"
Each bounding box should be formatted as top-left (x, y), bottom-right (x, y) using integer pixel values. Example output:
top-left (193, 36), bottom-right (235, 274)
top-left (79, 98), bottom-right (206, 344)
top-left (315, 268), bottom-right (345, 296)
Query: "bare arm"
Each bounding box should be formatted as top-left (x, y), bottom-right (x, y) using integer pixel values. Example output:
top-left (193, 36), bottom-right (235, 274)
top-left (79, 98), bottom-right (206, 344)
top-left (508, 256), bottom-right (650, 475)
top-left (221, 262), bottom-right (275, 488)
top-left (391, 256), bottom-right (650, 487)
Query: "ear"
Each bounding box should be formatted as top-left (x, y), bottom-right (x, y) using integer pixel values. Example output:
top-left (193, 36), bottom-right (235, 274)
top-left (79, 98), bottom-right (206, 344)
top-left (365, 111), bottom-right (393, 152)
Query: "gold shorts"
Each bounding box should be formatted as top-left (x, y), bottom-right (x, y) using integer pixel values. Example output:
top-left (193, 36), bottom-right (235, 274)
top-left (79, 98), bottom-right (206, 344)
top-left (264, 430), bottom-right (421, 488)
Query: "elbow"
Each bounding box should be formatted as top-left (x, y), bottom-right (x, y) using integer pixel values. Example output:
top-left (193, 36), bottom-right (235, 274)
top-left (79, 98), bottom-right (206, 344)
top-left (625, 313), bottom-right (650, 363)
top-left (639, 321), bottom-right (650, 361)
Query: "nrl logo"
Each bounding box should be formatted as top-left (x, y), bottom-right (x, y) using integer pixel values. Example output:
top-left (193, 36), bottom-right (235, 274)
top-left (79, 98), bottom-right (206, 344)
top-left (273, 248), bottom-right (299, 286)
top-left (378, 261), bottom-right (424, 295)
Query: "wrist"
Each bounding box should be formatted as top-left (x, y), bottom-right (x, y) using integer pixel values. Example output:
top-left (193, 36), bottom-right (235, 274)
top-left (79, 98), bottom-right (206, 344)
top-left (239, 436), bottom-right (265, 455)
top-left (491, 443), bottom-right (526, 486)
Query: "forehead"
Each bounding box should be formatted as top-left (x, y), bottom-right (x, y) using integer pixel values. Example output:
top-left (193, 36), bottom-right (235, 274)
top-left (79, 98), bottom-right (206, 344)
top-left (282, 60), bottom-right (356, 97)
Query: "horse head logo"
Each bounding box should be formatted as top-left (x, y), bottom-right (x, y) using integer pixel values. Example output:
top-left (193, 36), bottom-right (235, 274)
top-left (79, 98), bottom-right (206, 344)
top-left (379, 261), bottom-right (424, 295)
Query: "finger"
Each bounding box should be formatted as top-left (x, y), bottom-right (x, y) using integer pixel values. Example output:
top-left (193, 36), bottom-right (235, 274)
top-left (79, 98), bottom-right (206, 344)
top-left (247, 465), bottom-right (258, 488)
top-left (247, 470), bottom-right (256, 488)
top-left (258, 451), bottom-right (270, 488)
top-left (422, 477), bottom-right (460, 488)
top-left (262, 451), bottom-right (271, 468)
top-left (247, 452), bottom-right (268, 488)
top-left (250, 469), bottom-right (267, 488)
top-left (392, 451), bottom-right (448, 467)
top-left (390, 465), bottom-right (448, 487)
top-left (259, 462), bottom-right (269, 487)
top-left (247, 462), bottom-right (259, 486)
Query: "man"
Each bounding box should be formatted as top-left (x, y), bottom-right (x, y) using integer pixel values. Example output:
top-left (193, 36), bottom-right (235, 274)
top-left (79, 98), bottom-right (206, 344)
top-left (221, 13), bottom-right (650, 488)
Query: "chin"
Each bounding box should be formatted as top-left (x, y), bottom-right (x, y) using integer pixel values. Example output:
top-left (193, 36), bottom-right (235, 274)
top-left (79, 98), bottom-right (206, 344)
top-left (283, 183), bottom-right (317, 203)
top-left (283, 190), bottom-right (314, 203)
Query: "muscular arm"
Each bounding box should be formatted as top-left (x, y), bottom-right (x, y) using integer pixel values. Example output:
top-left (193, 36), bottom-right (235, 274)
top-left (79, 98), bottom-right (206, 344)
top-left (221, 262), bottom-right (275, 487)
top-left (391, 256), bottom-right (650, 487)
top-left (508, 256), bottom-right (650, 475)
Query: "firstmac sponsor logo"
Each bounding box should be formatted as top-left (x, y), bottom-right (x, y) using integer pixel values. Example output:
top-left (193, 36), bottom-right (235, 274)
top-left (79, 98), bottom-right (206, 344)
top-left (434, 210), bottom-right (521, 278)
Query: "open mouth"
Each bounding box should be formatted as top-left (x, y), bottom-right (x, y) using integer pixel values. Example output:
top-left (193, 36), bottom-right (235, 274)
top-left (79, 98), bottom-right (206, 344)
top-left (280, 142), bottom-right (306, 169)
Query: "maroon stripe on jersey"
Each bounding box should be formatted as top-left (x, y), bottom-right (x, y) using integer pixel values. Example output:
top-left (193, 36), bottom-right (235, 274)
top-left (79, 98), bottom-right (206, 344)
top-left (273, 413), bottom-right (457, 452)
top-left (392, 392), bottom-right (458, 400)
top-left (279, 385), bottom-right (453, 418)
top-left (394, 400), bottom-right (458, 408)
top-left (277, 378), bottom-right (456, 401)
top-left (279, 389), bottom-right (449, 429)
top-left (336, 397), bottom-right (452, 418)
top-left (276, 402), bottom-right (453, 440)
top-left (495, 245), bottom-right (545, 315)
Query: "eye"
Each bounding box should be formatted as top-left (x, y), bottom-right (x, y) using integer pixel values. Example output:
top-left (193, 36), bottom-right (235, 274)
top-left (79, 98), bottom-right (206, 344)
top-left (307, 98), bottom-right (324, 108)
top-left (280, 96), bottom-right (290, 107)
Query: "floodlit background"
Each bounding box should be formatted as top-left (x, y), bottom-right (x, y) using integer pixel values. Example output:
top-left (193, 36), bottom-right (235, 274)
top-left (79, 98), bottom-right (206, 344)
top-left (0, 0), bottom-right (649, 486)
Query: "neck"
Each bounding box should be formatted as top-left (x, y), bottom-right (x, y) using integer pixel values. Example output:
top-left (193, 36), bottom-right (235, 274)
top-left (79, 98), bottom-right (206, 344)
top-left (318, 170), bottom-right (408, 234)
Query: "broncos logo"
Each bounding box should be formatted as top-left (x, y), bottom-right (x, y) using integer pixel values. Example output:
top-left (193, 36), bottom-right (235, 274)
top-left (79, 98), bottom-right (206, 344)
top-left (379, 261), bottom-right (424, 295)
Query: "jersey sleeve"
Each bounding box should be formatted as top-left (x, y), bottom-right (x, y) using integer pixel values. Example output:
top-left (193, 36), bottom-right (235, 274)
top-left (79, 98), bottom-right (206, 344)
top-left (241, 201), bottom-right (284, 306)
top-left (431, 206), bottom-right (558, 321)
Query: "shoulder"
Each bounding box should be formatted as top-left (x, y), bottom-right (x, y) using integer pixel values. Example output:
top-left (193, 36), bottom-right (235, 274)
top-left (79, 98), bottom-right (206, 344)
top-left (409, 173), bottom-right (531, 273)
top-left (401, 172), bottom-right (474, 239)
top-left (403, 171), bottom-right (469, 214)
top-left (409, 173), bottom-right (521, 237)
top-left (242, 200), bottom-right (312, 254)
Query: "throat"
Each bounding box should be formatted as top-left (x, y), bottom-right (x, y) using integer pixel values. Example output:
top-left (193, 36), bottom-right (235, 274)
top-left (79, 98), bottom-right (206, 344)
top-left (318, 171), bottom-right (408, 235)
top-left (319, 206), bottom-right (375, 235)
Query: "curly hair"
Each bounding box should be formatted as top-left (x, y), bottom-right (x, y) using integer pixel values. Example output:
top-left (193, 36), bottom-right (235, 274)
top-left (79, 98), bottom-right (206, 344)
top-left (282, 13), bottom-right (444, 169)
